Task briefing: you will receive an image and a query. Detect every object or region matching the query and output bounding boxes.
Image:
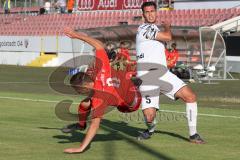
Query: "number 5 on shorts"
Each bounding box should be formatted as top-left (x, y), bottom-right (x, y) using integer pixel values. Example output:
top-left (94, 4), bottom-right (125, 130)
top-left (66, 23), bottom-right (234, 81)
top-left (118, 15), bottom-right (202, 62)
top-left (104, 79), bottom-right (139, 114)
top-left (145, 95), bottom-right (151, 104)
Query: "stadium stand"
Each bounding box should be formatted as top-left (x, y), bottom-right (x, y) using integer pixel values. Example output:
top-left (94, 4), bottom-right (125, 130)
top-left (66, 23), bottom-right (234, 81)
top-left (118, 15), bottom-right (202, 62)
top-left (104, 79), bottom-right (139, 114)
top-left (0, 8), bottom-right (240, 36)
top-left (0, 0), bottom-right (239, 75)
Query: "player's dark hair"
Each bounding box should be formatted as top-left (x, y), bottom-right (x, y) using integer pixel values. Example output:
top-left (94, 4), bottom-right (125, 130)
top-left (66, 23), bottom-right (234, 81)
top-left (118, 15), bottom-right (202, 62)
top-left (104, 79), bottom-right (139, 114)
top-left (70, 72), bottom-right (93, 95)
top-left (141, 1), bottom-right (157, 12)
top-left (70, 72), bottom-right (93, 87)
top-left (106, 49), bottom-right (117, 61)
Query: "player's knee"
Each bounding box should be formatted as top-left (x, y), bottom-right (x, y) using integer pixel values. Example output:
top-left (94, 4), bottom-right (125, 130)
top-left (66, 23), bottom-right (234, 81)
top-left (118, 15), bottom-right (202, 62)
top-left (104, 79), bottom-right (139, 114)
top-left (80, 101), bottom-right (91, 109)
top-left (178, 86), bottom-right (197, 103)
top-left (185, 92), bottom-right (197, 103)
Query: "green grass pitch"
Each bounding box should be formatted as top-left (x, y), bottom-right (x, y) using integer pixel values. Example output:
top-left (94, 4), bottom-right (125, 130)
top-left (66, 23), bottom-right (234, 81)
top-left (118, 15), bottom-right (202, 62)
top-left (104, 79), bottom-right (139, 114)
top-left (0, 65), bottom-right (240, 160)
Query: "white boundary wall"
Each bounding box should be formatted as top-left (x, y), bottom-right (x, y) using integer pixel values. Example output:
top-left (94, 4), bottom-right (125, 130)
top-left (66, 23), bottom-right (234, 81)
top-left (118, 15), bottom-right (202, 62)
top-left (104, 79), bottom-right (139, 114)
top-left (0, 36), bottom-right (92, 66)
top-left (174, 0), bottom-right (240, 9)
top-left (226, 56), bottom-right (240, 73)
top-left (0, 35), bottom-right (239, 73)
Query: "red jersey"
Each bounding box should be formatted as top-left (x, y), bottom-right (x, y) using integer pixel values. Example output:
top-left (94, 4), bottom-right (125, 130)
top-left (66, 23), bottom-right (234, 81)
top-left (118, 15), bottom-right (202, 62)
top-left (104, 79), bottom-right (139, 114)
top-left (90, 49), bottom-right (140, 117)
top-left (67, 0), bottom-right (74, 10)
top-left (117, 48), bottom-right (136, 76)
top-left (165, 49), bottom-right (179, 69)
top-left (117, 48), bottom-right (131, 61)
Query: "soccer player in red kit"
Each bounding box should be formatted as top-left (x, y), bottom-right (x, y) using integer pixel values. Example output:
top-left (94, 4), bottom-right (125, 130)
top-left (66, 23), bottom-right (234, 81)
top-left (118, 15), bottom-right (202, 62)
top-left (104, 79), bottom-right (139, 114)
top-left (111, 41), bottom-right (137, 77)
top-left (165, 43), bottom-right (179, 69)
top-left (118, 41), bottom-right (131, 61)
top-left (62, 27), bottom-right (141, 154)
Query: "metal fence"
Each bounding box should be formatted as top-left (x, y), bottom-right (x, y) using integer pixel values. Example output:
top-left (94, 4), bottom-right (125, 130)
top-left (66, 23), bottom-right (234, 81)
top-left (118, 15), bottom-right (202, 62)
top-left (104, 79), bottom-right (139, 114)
top-left (0, 0), bottom-right (55, 8)
top-left (0, 0), bottom-right (175, 9)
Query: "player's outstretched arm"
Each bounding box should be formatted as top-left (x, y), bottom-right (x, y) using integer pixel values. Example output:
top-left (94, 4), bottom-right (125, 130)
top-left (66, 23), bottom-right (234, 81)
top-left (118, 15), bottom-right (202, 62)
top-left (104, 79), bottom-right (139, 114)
top-left (64, 27), bottom-right (105, 50)
top-left (155, 22), bottom-right (172, 42)
top-left (64, 117), bottom-right (101, 154)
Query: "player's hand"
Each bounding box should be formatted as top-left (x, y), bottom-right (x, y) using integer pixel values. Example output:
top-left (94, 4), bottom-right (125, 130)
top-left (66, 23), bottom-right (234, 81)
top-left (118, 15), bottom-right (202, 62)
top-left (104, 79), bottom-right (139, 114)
top-left (64, 27), bottom-right (88, 39)
top-left (64, 147), bottom-right (84, 154)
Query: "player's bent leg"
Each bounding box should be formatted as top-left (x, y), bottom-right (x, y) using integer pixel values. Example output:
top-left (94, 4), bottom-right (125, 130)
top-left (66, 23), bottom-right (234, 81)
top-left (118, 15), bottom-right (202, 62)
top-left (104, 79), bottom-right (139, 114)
top-left (78, 101), bottom-right (91, 129)
top-left (175, 86), bottom-right (205, 144)
top-left (137, 73), bottom-right (160, 140)
top-left (160, 71), bottom-right (205, 143)
top-left (138, 107), bottom-right (157, 140)
top-left (175, 85), bottom-right (196, 103)
top-left (143, 107), bottom-right (156, 123)
top-left (61, 100), bottom-right (91, 133)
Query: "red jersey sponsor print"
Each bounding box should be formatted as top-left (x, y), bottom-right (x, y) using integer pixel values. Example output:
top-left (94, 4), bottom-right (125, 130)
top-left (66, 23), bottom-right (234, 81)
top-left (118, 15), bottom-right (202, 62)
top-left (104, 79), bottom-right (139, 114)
top-left (90, 49), bottom-right (140, 118)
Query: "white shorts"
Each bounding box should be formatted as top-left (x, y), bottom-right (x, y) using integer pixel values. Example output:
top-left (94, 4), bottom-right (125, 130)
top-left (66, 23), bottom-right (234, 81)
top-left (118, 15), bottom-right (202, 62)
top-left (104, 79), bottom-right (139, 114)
top-left (137, 69), bottom-right (186, 110)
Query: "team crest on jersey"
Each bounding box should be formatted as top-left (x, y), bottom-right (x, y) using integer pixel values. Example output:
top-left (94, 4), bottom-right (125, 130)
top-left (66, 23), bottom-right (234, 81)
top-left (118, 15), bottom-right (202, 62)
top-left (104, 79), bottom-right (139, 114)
top-left (137, 53), bottom-right (144, 59)
top-left (106, 77), bottom-right (120, 88)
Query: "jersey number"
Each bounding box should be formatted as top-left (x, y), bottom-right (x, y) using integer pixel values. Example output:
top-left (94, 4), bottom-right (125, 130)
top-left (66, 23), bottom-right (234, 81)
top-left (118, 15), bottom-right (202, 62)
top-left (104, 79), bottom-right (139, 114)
top-left (145, 95), bottom-right (151, 104)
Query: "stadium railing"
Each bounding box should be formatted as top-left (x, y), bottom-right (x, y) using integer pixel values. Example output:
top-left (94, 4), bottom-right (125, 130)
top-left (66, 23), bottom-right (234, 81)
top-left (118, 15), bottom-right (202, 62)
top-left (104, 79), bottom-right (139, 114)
top-left (0, 8), bottom-right (240, 36)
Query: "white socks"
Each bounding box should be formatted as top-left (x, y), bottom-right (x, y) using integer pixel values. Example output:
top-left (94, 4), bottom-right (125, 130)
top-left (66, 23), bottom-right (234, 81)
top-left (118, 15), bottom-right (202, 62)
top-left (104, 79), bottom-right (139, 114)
top-left (143, 103), bottom-right (198, 136)
top-left (186, 102), bottom-right (198, 136)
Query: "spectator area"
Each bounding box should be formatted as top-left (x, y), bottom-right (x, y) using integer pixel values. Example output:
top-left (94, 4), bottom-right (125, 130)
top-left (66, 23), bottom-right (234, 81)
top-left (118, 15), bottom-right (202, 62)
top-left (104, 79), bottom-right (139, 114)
top-left (0, 8), bottom-right (240, 36)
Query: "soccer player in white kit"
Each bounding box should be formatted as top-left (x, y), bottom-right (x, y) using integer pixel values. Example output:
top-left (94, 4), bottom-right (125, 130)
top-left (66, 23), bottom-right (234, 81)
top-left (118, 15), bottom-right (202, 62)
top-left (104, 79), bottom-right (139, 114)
top-left (136, 1), bottom-right (205, 144)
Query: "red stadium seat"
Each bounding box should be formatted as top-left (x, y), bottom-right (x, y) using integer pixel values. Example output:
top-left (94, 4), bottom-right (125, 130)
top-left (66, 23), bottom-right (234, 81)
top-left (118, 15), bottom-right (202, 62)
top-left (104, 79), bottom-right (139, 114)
top-left (1, 6), bottom-right (239, 36)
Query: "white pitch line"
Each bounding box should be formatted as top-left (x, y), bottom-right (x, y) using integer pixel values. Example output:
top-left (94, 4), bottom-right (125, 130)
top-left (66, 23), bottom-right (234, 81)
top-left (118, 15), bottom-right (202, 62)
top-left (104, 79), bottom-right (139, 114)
top-left (0, 81), bottom-right (64, 84)
top-left (0, 96), bottom-right (240, 119)
top-left (0, 96), bottom-right (79, 105)
top-left (160, 109), bottom-right (240, 119)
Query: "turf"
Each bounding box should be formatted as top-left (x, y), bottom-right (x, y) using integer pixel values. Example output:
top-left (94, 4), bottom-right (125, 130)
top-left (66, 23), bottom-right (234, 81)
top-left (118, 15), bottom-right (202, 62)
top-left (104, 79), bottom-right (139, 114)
top-left (0, 65), bottom-right (240, 160)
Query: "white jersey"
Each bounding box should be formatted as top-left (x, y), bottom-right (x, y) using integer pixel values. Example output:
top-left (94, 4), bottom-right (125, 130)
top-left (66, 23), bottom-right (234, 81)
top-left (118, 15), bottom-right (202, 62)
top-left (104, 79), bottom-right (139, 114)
top-left (136, 23), bottom-right (167, 67)
top-left (136, 23), bottom-right (186, 110)
top-left (57, 0), bottom-right (66, 7)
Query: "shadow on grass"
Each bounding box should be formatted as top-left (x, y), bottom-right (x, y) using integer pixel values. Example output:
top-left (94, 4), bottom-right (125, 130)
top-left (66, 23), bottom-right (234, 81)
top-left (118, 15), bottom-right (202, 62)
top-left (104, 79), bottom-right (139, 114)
top-left (39, 119), bottom-right (192, 160)
top-left (155, 130), bottom-right (189, 142)
top-left (52, 129), bottom-right (122, 144)
top-left (39, 120), bottom-right (188, 143)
